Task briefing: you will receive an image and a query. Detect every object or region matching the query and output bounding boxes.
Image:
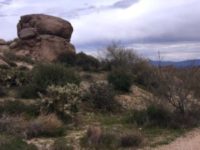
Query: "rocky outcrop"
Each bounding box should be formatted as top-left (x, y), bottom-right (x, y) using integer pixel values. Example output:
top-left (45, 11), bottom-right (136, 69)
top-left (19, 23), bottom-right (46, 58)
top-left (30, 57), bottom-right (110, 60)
top-left (6, 14), bottom-right (76, 62)
top-left (0, 14), bottom-right (76, 62)
top-left (17, 14), bottom-right (73, 42)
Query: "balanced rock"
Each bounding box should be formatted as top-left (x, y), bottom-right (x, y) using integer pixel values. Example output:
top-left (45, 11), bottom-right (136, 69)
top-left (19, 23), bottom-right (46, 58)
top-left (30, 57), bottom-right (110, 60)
top-left (17, 14), bottom-right (73, 42)
top-left (15, 14), bottom-right (76, 62)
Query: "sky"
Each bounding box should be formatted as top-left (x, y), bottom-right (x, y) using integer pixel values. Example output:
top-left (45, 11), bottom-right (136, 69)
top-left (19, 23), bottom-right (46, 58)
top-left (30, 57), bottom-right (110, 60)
top-left (0, 0), bottom-right (200, 61)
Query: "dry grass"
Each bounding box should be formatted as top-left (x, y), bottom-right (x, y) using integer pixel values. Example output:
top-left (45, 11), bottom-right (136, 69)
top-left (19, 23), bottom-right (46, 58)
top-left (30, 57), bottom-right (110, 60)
top-left (0, 114), bottom-right (64, 139)
top-left (26, 114), bottom-right (64, 138)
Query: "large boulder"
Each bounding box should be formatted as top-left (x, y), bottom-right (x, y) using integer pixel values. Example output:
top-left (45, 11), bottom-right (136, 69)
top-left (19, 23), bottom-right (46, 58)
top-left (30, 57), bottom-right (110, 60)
top-left (13, 14), bottom-right (76, 62)
top-left (16, 35), bottom-right (75, 62)
top-left (17, 14), bottom-right (73, 42)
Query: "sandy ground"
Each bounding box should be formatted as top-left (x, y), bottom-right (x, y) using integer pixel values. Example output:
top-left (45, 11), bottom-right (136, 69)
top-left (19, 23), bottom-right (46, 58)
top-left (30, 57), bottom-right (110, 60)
top-left (154, 128), bottom-right (200, 150)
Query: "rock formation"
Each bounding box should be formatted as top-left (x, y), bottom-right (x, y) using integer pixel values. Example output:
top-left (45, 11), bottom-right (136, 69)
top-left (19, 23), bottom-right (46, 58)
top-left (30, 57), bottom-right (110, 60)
top-left (0, 14), bottom-right (76, 62)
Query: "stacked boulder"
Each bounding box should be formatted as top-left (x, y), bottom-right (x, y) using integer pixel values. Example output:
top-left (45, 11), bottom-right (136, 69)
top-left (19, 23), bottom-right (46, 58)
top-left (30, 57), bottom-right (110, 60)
top-left (0, 39), bottom-right (9, 53)
top-left (15, 14), bottom-right (76, 62)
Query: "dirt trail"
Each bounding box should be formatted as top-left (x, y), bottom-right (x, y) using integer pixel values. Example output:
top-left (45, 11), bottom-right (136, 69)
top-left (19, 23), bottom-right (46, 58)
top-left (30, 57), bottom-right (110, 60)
top-left (154, 128), bottom-right (200, 150)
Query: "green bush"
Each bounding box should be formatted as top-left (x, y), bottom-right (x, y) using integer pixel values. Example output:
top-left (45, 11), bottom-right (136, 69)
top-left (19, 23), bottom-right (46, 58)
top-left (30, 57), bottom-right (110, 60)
top-left (120, 133), bottom-right (143, 148)
top-left (57, 52), bottom-right (76, 66)
top-left (125, 105), bottom-right (172, 127)
top-left (108, 68), bottom-right (133, 92)
top-left (0, 68), bottom-right (29, 87)
top-left (3, 51), bottom-right (34, 64)
top-left (146, 105), bottom-right (171, 127)
top-left (0, 101), bottom-right (40, 117)
top-left (125, 109), bottom-right (148, 126)
top-left (0, 86), bottom-right (6, 97)
top-left (87, 82), bottom-right (119, 112)
top-left (76, 52), bottom-right (100, 71)
top-left (18, 85), bottom-right (39, 99)
top-left (0, 135), bottom-right (37, 150)
top-left (32, 63), bottom-right (80, 91)
top-left (19, 63), bottom-right (80, 98)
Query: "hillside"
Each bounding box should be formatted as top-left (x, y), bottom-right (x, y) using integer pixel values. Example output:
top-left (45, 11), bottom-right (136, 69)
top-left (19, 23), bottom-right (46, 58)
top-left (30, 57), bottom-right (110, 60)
top-left (0, 14), bottom-right (200, 150)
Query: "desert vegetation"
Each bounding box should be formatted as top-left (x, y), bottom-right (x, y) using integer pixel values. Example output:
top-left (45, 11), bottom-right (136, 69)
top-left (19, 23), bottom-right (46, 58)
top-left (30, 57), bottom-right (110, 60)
top-left (1, 42), bottom-right (200, 149)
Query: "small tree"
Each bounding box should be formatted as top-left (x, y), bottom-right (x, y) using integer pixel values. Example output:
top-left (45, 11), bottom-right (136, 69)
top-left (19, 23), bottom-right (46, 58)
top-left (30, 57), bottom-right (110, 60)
top-left (102, 43), bottom-right (141, 71)
top-left (150, 66), bottom-right (200, 114)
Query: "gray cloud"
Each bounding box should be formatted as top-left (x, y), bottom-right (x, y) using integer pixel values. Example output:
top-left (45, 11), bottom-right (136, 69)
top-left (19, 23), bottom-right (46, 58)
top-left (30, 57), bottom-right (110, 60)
top-left (111, 0), bottom-right (139, 8)
top-left (0, 0), bottom-right (13, 5)
top-left (0, 0), bottom-right (200, 60)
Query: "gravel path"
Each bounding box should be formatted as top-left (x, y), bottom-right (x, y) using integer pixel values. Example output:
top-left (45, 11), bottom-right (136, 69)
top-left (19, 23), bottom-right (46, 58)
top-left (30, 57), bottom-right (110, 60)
top-left (155, 128), bottom-right (200, 150)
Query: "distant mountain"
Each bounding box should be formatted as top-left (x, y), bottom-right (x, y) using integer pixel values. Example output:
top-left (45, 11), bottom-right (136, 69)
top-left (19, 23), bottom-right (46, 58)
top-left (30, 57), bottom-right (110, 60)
top-left (150, 59), bottom-right (200, 68)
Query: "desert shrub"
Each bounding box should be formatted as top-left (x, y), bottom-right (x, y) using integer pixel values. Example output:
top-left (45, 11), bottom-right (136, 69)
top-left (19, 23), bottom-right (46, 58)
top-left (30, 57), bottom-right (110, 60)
top-left (19, 63), bottom-right (80, 99)
top-left (0, 86), bottom-right (6, 97)
top-left (125, 104), bottom-right (172, 127)
top-left (102, 43), bottom-right (154, 88)
top-left (133, 61), bottom-right (157, 88)
top-left (120, 132), bottom-right (143, 148)
top-left (0, 68), bottom-right (29, 87)
top-left (76, 52), bottom-right (100, 71)
top-left (149, 67), bottom-right (200, 115)
top-left (3, 51), bottom-right (34, 64)
top-left (31, 63), bottom-right (80, 92)
top-left (81, 127), bottom-right (118, 150)
top-left (125, 109), bottom-right (147, 126)
top-left (146, 105), bottom-right (172, 127)
top-left (87, 82), bottom-right (119, 112)
top-left (102, 43), bottom-right (139, 70)
top-left (40, 84), bottom-right (82, 118)
top-left (57, 51), bottom-right (76, 66)
top-left (0, 135), bottom-right (37, 150)
top-left (26, 114), bottom-right (64, 138)
top-left (0, 114), bottom-right (64, 139)
top-left (0, 115), bottom-right (29, 137)
top-left (0, 101), bottom-right (40, 117)
top-left (18, 85), bottom-right (40, 99)
top-left (108, 68), bottom-right (133, 92)
top-left (51, 138), bottom-right (73, 150)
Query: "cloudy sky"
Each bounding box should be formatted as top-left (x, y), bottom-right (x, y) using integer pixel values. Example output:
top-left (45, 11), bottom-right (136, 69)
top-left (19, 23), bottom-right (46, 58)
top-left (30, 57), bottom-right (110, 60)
top-left (0, 0), bottom-right (200, 61)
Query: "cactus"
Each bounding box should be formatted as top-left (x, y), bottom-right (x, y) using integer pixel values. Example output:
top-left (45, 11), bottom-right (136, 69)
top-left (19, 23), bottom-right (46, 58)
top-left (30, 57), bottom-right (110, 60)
top-left (40, 83), bottom-right (82, 117)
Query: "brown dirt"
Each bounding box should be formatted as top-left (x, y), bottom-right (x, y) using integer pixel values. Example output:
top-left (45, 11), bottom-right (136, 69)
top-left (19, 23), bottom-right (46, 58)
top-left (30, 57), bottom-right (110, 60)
top-left (154, 128), bottom-right (200, 150)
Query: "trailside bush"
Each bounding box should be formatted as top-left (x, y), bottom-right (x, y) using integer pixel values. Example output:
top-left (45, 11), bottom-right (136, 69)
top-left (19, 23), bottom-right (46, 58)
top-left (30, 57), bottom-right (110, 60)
top-left (0, 86), bottom-right (6, 97)
top-left (32, 64), bottom-right (80, 92)
top-left (0, 135), bottom-right (37, 150)
top-left (18, 85), bottom-right (39, 99)
top-left (0, 101), bottom-right (40, 117)
top-left (87, 82), bottom-right (120, 112)
top-left (125, 104), bottom-right (172, 127)
top-left (120, 132), bottom-right (143, 148)
top-left (108, 68), bottom-right (133, 92)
